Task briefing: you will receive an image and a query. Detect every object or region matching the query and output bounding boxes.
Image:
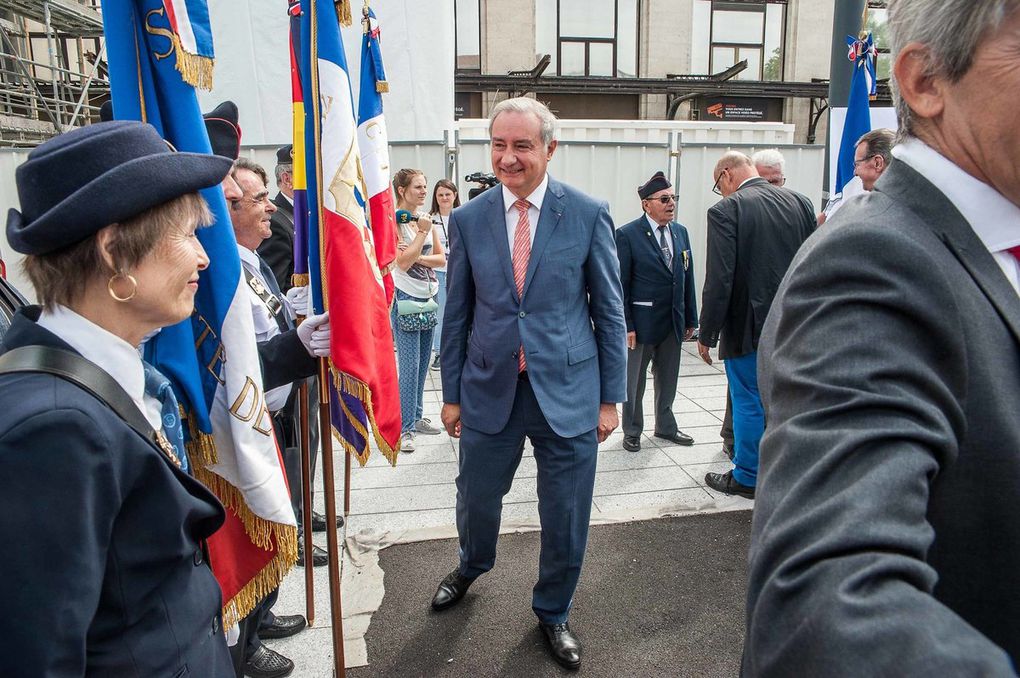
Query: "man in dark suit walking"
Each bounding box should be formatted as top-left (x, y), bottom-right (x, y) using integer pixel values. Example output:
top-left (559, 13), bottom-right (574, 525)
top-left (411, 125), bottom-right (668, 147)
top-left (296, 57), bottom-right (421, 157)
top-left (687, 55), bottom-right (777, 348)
top-left (616, 171), bottom-right (698, 453)
top-left (744, 0), bottom-right (1020, 672)
top-left (696, 152), bottom-right (814, 499)
top-left (257, 145), bottom-right (297, 293)
top-left (436, 97), bottom-right (627, 670)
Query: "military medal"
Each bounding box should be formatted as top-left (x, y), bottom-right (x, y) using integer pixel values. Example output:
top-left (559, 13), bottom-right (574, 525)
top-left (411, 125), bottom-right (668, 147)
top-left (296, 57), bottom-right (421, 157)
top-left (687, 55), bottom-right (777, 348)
top-left (154, 430), bottom-right (182, 468)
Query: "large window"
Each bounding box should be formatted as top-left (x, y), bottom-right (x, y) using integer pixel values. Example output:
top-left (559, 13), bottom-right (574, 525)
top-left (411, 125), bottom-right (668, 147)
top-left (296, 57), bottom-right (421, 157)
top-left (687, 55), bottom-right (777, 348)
top-left (692, 0), bottom-right (786, 81)
top-left (536, 0), bottom-right (639, 78)
top-left (455, 0), bottom-right (481, 71)
top-left (865, 3), bottom-right (891, 82)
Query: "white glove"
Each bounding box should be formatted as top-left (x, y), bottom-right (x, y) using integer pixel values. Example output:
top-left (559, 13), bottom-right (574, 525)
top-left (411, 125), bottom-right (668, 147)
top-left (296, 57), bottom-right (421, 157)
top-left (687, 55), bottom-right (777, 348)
top-left (296, 311), bottom-right (331, 357)
top-left (285, 285), bottom-right (310, 317)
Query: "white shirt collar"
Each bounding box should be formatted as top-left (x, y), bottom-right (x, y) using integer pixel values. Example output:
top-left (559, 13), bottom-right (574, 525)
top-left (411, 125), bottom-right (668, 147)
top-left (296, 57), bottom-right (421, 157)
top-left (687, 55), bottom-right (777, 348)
top-left (645, 214), bottom-right (670, 231)
top-left (893, 138), bottom-right (1020, 253)
top-left (237, 243), bottom-right (262, 272)
top-left (502, 174), bottom-right (549, 214)
top-left (281, 192), bottom-right (294, 206)
top-left (36, 304), bottom-right (148, 420)
top-left (737, 177), bottom-right (758, 190)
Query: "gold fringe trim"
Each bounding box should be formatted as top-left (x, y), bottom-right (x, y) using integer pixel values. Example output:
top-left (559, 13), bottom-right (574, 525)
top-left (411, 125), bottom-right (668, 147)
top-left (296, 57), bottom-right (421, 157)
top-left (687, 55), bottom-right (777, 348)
top-left (191, 465), bottom-right (299, 629)
top-left (183, 409), bottom-right (219, 467)
top-left (375, 80), bottom-right (389, 93)
top-left (331, 367), bottom-right (400, 467)
top-left (171, 34), bottom-right (214, 90)
top-left (291, 273), bottom-right (310, 287)
top-left (335, 0), bottom-right (353, 27)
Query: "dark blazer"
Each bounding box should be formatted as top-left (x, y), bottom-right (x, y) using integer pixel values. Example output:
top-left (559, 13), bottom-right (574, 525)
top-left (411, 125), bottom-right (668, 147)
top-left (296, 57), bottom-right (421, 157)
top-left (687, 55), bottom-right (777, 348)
top-left (699, 177), bottom-right (814, 359)
top-left (0, 308), bottom-right (233, 677)
top-left (258, 329), bottom-right (317, 392)
top-left (257, 192), bottom-right (296, 293)
top-left (745, 160), bottom-right (1020, 674)
top-left (441, 176), bottom-right (627, 437)
top-left (616, 215), bottom-right (698, 345)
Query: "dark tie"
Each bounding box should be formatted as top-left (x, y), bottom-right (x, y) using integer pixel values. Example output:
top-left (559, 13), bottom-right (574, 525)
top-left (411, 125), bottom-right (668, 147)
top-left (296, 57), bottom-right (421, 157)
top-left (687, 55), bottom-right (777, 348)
top-left (658, 226), bottom-right (673, 269)
top-left (257, 255), bottom-right (293, 332)
top-left (142, 361), bottom-right (189, 472)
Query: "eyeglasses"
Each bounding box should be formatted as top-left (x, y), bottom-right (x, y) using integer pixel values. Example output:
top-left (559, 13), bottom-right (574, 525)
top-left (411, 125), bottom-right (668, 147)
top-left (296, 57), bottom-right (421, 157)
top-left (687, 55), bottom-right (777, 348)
top-left (644, 194), bottom-right (678, 205)
top-left (711, 168), bottom-right (729, 195)
top-left (766, 176), bottom-right (786, 187)
top-left (853, 154), bottom-right (877, 168)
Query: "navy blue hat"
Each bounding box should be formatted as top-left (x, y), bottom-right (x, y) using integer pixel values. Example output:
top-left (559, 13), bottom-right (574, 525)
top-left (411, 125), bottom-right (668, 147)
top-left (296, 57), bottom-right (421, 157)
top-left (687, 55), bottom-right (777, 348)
top-left (638, 171), bottom-right (671, 199)
top-left (203, 101), bottom-right (241, 160)
top-left (6, 121), bottom-right (232, 256)
top-left (276, 144), bottom-right (293, 165)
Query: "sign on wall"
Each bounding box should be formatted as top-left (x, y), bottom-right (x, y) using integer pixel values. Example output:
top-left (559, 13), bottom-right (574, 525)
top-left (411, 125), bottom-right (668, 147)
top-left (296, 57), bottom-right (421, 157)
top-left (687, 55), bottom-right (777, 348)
top-left (698, 97), bottom-right (784, 122)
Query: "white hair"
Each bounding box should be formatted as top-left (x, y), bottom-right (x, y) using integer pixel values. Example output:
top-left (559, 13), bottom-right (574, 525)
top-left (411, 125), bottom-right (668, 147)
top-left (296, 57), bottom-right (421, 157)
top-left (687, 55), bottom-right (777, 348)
top-left (888, 0), bottom-right (1020, 139)
top-left (752, 149), bottom-right (785, 174)
top-left (488, 97), bottom-right (558, 146)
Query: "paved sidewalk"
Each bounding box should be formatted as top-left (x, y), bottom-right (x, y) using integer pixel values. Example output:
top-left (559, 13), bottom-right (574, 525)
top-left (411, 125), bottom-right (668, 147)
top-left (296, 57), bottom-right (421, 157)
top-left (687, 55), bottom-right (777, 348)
top-left (269, 343), bottom-right (751, 674)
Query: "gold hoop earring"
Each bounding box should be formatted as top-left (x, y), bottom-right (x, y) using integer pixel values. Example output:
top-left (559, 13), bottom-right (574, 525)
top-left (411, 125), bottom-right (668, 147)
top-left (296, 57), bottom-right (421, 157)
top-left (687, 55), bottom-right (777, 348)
top-left (108, 271), bottom-right (137, 303)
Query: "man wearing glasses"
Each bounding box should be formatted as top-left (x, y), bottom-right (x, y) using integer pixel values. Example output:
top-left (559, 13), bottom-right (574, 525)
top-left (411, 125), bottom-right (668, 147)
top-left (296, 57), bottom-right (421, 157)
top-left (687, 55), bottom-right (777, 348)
top-left (696, 152), bottom-right (815, 499)
top-left (853, 128), bottom-right (896, 191)
top-left (615, 171), bottom-right (698, 453)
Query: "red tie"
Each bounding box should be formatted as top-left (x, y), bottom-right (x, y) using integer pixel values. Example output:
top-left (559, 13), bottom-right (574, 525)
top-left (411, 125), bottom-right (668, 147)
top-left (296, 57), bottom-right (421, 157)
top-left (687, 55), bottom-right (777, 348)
top-left (512, 199), bottom-right (531, 372)
top-left (1009, 245), bottom-right (1020, 263)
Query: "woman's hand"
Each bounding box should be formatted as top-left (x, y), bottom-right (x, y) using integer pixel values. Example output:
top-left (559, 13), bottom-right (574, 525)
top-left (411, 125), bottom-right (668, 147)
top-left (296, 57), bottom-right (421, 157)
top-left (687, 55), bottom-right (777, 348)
top-left (416, 215), bottom-right (433, 235)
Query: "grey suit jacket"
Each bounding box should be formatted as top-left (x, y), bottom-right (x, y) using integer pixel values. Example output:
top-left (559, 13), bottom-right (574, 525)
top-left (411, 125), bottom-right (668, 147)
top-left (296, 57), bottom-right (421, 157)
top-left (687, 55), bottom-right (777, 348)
top-left (744, 159), bottom-right (1020, 675)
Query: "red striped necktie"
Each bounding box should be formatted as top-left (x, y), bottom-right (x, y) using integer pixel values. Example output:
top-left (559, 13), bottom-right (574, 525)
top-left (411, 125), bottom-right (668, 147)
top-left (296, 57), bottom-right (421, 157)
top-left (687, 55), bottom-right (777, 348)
top-left (512, 199), bottom-right (531, 372)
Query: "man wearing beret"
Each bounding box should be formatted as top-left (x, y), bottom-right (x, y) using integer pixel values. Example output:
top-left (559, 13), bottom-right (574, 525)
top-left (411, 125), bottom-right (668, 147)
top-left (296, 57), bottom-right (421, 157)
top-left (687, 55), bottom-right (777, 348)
top-left (615, 171), bottom-right (698, 453)
top-left (258, 145), bottom-right (297, 294)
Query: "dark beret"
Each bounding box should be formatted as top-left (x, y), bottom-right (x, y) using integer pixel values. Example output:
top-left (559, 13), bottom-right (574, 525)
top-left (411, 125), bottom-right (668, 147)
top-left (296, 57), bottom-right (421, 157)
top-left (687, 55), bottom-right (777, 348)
top-left (6, 121), bottom-right (232, 256)
top-left (202, 100), bottom-right (241, 160)
top-left (276, 144), bottom-right (293, 164)
top-left (638, 171), bottom-right (671, 199)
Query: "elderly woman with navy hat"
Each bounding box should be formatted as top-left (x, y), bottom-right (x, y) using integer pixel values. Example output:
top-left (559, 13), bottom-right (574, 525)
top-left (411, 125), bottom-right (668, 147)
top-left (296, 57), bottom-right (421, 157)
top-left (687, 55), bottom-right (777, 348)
top-left (0, 121), bottom-right (235, 676)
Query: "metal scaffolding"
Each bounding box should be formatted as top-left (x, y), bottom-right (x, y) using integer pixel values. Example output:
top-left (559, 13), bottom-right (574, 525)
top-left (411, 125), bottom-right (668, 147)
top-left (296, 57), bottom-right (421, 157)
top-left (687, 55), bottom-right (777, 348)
top-left (0, 0), bottom-right (107, 146)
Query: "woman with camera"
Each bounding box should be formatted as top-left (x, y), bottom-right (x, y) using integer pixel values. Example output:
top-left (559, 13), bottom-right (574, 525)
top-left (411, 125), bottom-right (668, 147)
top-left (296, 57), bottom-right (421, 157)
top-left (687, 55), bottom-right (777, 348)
top-left (0, 121), bottom-right (235, 675)
top-left (392, 168), bottom-right (446, 452)
top-left (429, 179), bottom-right (461, 370)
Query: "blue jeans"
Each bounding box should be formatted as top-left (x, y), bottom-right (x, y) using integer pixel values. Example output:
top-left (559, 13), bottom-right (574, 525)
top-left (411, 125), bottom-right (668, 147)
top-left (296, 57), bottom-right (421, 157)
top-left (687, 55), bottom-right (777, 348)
top-left (432, 270), bottom-right (447, 354)
top-left (725, 351), bottom-right (764, 487)
top-left (392, 290), bottom-right (435, 434)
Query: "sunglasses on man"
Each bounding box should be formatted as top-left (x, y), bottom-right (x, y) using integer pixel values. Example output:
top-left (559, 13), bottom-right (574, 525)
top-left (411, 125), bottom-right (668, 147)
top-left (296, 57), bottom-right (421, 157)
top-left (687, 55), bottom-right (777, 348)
top-left (644, 194), bottom-right (678, 205)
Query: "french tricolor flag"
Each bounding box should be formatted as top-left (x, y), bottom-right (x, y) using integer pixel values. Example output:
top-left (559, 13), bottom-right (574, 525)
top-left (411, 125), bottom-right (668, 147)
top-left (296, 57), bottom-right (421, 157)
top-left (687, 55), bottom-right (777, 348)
top-left (357, 8), bottom-right (397, 306)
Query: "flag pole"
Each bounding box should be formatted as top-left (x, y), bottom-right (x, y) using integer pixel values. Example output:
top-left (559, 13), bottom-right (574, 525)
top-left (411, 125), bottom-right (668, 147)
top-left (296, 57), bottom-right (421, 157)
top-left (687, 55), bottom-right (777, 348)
top-left (297, 377), bottom-right (315, 625)
top-left (317, 358), bottom-right (347, 676)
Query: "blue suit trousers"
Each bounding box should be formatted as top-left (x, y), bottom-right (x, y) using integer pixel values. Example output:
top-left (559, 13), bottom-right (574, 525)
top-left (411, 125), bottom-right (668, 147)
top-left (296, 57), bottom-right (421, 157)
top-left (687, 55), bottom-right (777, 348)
top-left (725, 351), bottom-right (764, 487)
top-left (456, 377), bottom-right (597, 624)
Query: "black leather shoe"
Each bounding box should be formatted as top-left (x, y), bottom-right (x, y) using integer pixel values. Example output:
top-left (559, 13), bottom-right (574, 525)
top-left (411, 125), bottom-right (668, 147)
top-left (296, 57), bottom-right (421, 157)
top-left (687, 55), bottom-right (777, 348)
top-left (310, 510), bottom-right (343, 532)
top-left (539, 621), bottom-right (582, 670)
top-left (722, 442), bottom-right (734, 460)
top-left (705, 470), bottom-right (755, 499)
top-left (258, 614), bottom-right (306, 640)
top-left (430, 569), bottom-right (476, 611)
top-left (654, 431), bottom-right (695, 446)
top-left (622, 435), bottom-right (641, 452)
top-left (297, 542), bottom-right (328, 567)
top-left (244, 644), bottom-right (294, 678)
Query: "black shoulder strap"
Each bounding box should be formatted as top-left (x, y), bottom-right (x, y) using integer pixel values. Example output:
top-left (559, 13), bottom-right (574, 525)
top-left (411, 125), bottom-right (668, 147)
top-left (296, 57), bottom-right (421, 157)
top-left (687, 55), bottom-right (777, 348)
top-left (0, 345), bottom-right (159, 448)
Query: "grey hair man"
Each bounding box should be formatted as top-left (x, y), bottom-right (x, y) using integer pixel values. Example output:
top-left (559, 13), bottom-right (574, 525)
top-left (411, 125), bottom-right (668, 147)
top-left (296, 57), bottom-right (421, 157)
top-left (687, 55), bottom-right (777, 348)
top-left (745, 0), bottom-right (1020, 674)
top-left (751, 148), bottom-right (786, 187)
top-left (853, 128), bottom-right (896, 191)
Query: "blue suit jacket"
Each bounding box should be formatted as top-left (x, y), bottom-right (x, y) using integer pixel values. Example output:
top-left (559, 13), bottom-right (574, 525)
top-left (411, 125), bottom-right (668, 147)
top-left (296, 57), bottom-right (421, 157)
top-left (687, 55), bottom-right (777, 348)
top-left (616, 215), bottom-right (698, 346)
top-left (440, 176), bottom-right (627, 438)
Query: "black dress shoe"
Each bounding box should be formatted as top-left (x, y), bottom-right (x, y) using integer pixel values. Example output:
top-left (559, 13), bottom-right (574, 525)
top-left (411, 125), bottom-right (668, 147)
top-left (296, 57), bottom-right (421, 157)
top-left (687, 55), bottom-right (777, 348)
top-left (258, 614), bottom-right (307, 640)
top-left (539, 621), bottom-right (582, 670)
top-left (297, 543), bottom-right (328, 567)
top-left (430, 568), bottom-right (476, 611)
top-left (244, 644), bottom-right (294, 678)
top-left (705, 470), bottom-right (755, 499)
top-left (310, 510), bottom-right (343, 532)
top-left (654, 431), bottom-right (695, 446)
top-left (622, 435), bottom-right (641, 452)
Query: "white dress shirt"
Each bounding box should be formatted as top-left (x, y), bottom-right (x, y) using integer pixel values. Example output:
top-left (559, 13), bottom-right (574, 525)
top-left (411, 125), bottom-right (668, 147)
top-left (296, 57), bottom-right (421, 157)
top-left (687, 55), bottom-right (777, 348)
top-left (893, 138), bottom-right (1020, 296)
top-left (37, 304), bottom-right (163, 432)
top-left (237, 244), bottom-right (293, 412)
top-left (502, 173), bottom-right (548, 251)
top-left (645, 214), bottom-right (673, 261)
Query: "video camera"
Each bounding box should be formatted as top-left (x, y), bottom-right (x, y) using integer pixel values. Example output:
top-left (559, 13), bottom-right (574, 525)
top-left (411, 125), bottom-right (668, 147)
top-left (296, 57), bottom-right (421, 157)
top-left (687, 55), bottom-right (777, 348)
top-left (465, 172), bottom-right (499, 200)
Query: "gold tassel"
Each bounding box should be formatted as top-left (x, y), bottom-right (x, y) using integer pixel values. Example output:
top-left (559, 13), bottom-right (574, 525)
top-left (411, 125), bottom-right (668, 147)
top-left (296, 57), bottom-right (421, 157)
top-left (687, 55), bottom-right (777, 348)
top-left (331, 367), bottom-right (400, 466)
top-left (375, 80), bottom-right (389, 93)
top-left (171, 34), bottom-right (214, 91)
top-left (335, 0), bottom-right (353, 27)
top-left (217, 524), bottom-right (299, 629)
top-left (291, 273), bottom-right (310, 287)
top-left (183, 410), bottom-right (219, 467)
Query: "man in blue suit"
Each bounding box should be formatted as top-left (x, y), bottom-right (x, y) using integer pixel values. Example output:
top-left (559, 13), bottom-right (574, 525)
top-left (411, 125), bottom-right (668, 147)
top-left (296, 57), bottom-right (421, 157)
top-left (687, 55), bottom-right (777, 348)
top-left (436, 97), bottom-right (627, 670)
top-left (616, 171), bottom-right (698, 453)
